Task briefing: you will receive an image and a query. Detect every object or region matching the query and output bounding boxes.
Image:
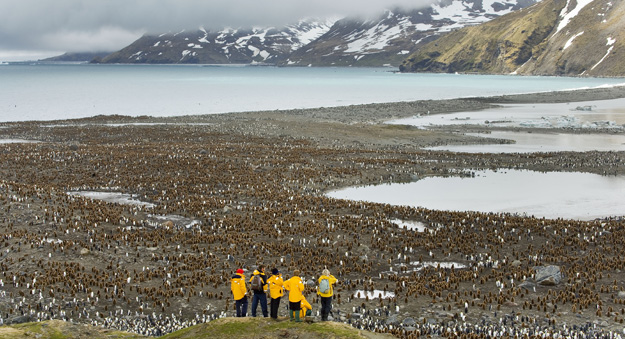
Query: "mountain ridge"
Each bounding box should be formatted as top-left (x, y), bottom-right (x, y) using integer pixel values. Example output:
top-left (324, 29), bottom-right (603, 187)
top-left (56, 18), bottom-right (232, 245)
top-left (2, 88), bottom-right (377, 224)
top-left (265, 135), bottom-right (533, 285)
top-left (399, 0), bottom-right (625, 76)
top-left (99, 19), bottom-right (337, 64)
top-left (96, 0), bottom-right (537, 67)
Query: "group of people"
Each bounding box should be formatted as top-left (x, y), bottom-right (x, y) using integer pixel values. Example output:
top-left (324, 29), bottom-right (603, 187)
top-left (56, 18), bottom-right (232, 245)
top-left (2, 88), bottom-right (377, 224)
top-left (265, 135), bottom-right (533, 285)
top-left (230, 265), bottom-right (338, 322)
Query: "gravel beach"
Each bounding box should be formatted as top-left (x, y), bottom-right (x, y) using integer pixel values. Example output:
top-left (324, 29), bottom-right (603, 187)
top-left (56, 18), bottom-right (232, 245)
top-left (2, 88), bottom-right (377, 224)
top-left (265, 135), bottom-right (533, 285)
top-left (0, 85), bottom-right (624, 338)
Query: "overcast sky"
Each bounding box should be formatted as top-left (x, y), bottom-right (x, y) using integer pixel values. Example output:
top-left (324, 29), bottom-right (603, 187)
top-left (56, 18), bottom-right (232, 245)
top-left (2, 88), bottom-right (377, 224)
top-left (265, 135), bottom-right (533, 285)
top-left (0, 0), bottom-right (435, 61)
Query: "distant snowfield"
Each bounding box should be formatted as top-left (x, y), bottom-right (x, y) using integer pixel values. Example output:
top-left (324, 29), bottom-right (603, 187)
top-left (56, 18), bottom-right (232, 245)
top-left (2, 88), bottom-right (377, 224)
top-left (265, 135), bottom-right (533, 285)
top-left (431, 0), bottom-right (517, 31)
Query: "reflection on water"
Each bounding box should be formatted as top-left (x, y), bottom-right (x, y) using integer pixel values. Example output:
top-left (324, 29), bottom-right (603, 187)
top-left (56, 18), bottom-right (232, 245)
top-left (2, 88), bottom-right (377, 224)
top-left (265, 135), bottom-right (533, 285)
top-left (326, 170), bottom-right (625, 220)
top-left (353, 290), bottom-right (395, 299)
top-left (67, 191), bottom-right (156, 208)
top-left (389, 219), bottom-right (428, 232)
top-left (390, 98), bottom-right (625, 129)
top-left (427, 131), bottom-right (625, 153)
top-left (0, 139), bottom-right (40, 144)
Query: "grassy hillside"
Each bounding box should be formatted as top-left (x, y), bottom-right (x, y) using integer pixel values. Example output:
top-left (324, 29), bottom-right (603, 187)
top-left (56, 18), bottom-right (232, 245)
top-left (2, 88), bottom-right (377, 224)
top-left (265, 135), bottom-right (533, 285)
top-left (400, 0), bottom-right (566, 74)
top-left (0, 320), bottom-right (145, 339)
top-left (160, 318), bottom-right (393, 339)
top-left (0, 318), bottom-right (393, 339)
top-left (401, 0), bottom-right (625, 76)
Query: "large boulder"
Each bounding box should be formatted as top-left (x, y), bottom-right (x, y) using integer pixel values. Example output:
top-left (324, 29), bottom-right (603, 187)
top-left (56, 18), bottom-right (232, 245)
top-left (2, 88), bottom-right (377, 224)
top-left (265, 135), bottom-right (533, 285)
top-left (402, 317), bottom-right (416, 327)
top-left (535, 265), bottom-right (562, 286)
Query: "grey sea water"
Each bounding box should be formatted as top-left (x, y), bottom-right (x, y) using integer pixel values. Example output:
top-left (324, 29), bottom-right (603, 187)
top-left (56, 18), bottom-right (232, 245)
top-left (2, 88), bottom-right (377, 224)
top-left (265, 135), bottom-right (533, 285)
top-left (1, 63), bottom-right (624, 122)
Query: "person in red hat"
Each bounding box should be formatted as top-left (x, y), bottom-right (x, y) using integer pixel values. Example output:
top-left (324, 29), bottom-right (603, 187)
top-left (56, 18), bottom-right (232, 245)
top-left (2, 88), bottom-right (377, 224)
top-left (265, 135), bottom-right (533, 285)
top-left (231, 268), bottom-right (248, 317)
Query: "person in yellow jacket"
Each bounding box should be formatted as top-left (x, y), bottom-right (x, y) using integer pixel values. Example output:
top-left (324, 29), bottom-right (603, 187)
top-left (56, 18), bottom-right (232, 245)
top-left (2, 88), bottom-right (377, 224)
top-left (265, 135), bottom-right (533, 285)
top-left (266, 268), bottom-right (284, 319)
top-left (231, 268), bottom-right (247, 317)
top-left (317, 268), bottom-right (338, 321)
top-left (299, 296), bottom-right (312, 320)
top-left (284, 269), bottom-right (305, 322)
top-left (248, 265), bottom-right (268, 317)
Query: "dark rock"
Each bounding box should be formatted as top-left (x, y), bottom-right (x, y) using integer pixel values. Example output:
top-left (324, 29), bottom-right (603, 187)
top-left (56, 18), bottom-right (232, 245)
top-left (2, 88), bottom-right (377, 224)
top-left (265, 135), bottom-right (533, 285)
top-left (9, 315), bottom-right (31, 324)
top-left (386, 314), bottom-right (399, 325)
top-left (402, 317), bottom-right (416, 326)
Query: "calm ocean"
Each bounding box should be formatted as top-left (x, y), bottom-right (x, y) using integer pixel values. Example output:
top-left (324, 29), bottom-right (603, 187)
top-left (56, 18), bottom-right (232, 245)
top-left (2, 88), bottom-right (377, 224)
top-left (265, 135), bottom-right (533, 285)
top-left (1, 63), bottom-right (624, 123)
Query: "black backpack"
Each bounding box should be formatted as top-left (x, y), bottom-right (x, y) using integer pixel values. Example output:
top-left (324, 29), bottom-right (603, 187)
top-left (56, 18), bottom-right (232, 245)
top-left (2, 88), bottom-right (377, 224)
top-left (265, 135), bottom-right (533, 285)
top-left (251, 275), bottom-right (263, 291)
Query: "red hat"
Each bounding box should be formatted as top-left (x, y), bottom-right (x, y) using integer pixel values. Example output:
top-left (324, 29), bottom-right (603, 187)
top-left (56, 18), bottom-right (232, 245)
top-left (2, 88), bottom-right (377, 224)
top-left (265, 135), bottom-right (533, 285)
top-left (236, 269), bottom-right (244, 274)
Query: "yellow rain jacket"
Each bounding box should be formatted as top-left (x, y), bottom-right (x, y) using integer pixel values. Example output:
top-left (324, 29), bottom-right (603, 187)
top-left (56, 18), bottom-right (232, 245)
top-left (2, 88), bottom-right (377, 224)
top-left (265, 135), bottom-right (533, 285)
top-left (299, 297), bottom-right (312, 318)
top-left (317, 274), bottom-right (338, 298)
top-left (230, 273), bottom-right (247, 300)
top-left (284, 275), bottom-right (305, 303)
top-left (267, 274), bottom-right (284, 299)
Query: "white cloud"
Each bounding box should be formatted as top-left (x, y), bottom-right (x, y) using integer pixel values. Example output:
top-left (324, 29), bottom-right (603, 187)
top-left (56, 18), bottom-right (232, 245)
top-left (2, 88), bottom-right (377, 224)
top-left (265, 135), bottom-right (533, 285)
top-left (0, 50), bottom-right (62, 62)
top-left (40, 27), bottom-right (144, 53)
top-left (0, 0), bottom-right (435, 59)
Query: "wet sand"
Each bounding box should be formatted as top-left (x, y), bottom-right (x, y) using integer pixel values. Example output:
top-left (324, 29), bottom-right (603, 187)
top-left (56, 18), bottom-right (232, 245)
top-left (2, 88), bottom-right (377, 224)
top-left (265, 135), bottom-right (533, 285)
top-left (0, 86), bottom-right (624, 337)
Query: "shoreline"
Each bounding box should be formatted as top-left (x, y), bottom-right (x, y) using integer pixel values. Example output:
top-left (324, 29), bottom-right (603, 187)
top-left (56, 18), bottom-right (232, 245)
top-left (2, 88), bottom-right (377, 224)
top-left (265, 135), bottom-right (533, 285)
top-left (2, 84), bottom-right (625, 126)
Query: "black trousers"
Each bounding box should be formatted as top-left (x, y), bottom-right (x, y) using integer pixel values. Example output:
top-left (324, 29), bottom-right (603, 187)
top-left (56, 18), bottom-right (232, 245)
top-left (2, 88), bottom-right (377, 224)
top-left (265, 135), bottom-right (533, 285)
top-left (270, 297), bottom-right (281, 319)
top-left (289, 301), bottom-right (301, 311)
top-left (320, 296), bottom-right (332, 320)
top-left (235, 296), bottom-right (248, 317)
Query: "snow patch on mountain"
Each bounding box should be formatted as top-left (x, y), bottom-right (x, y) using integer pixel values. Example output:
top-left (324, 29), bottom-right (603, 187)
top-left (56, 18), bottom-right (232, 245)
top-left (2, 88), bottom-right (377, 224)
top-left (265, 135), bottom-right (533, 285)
top-left (102, 0), bottom-right (537, 66)
top-left (432, 0), bottom-right (523, 32)
top-left (590, 37), bottom-right (616, 71)
top-left (555, 0), bottom-right (595, 35)
top-left (345, 23), bottom-right (403, 53)
top-left (290, 18), bottom-right (340, 48)
top-left (563, 31), bottom-right (584, 50)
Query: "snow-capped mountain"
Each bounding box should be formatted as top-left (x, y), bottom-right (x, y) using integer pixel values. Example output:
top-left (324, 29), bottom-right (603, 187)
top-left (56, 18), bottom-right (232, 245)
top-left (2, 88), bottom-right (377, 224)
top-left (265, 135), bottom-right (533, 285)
top-left (400, 0), bottom-right (625, 76)
top-left (100, 18), bottom-right (337, 64)
top-left (283, 0), bottom-right (537, 66)
top-left (98, 0), bottom-right (537, 66)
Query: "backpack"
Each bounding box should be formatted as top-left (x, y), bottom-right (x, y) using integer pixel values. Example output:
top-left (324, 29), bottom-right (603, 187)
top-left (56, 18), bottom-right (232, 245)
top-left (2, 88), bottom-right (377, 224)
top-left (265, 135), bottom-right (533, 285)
top-left (251, 275), bottom-right (263, 291)
top-left (319, 278), bottom-right (330, 294)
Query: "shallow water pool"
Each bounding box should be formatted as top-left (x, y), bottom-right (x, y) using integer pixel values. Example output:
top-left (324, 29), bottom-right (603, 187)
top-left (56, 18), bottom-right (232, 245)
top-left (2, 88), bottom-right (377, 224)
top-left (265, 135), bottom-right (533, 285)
top-left (389, 98), bottom-right (625, 129)
top-left (326, 169), bottom-right (625, 220)
top-left (427, 131), bottom-right (625, 153)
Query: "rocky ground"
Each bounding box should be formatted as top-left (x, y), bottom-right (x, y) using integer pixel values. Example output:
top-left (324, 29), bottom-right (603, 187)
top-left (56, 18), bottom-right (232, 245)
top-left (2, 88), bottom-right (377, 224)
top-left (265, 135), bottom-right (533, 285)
top-left (0, 86), bottom-right (624, 338)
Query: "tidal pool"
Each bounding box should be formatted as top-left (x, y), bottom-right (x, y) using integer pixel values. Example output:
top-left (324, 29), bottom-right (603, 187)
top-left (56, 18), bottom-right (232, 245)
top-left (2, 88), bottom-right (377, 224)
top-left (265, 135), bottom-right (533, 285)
top-left (389, 98), bottom-right (625, 129)
top-left (326, 170), bottom-right (625, 220)
top-left (353, 290), bottom-right (395, 299)
top-left (67, 191), bottom-right (156, 208)
top-left (0, 139), bottom-right (40, 144)
top-left (427, 131), bottom-right (625, 153)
